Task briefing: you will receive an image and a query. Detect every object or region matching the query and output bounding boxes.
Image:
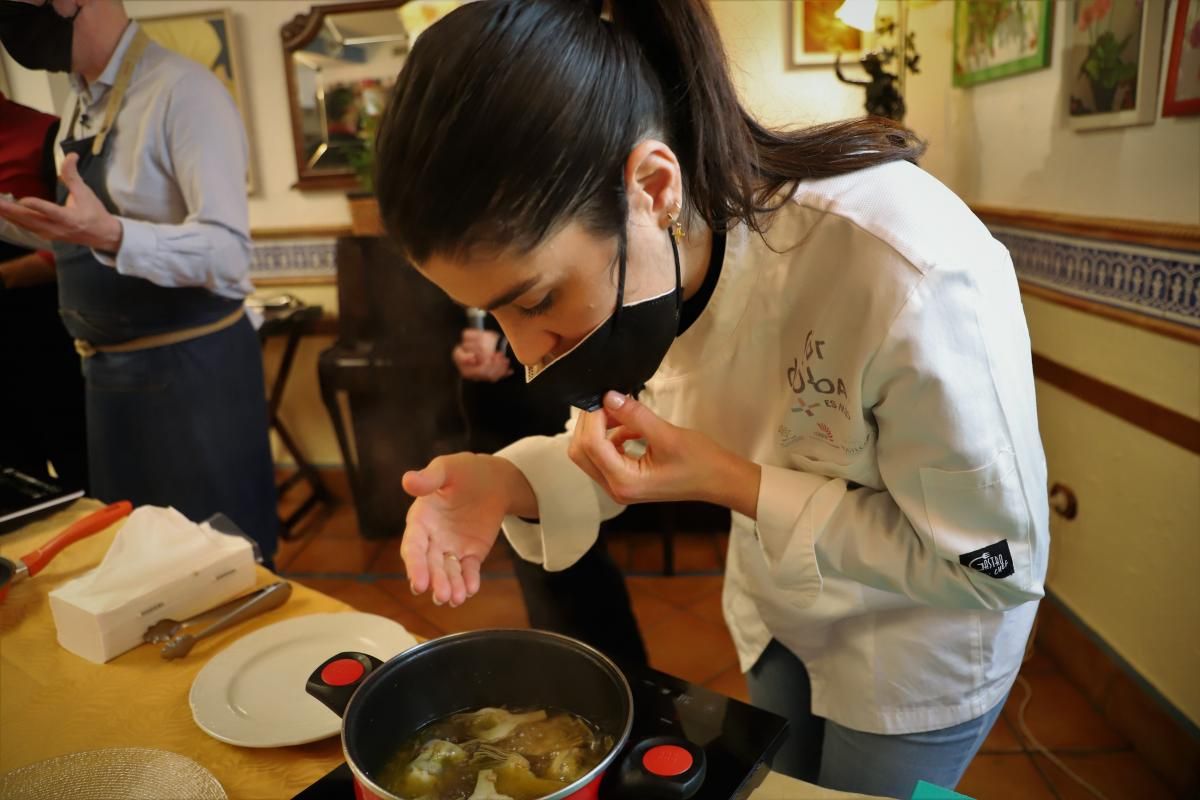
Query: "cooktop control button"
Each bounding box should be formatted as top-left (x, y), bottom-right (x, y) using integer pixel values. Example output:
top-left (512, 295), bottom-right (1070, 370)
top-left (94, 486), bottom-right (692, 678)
top-left (643, 744), bottom-right (694, 777)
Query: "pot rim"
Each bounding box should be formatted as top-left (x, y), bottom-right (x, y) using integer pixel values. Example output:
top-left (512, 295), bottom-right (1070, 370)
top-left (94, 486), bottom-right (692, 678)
top-left (338, 628), bottom-right (635, 800)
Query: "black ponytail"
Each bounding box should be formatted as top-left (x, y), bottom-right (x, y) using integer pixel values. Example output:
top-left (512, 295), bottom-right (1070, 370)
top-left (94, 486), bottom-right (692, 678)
top-left (606, 0), bottom-right (925, 231)
top-left (375, 0), bottom-right (924, 263)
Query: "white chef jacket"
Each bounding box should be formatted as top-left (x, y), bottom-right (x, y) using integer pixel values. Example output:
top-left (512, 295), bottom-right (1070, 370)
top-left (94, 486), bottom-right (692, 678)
top-left (497, 160), bottom-right (1049, 736)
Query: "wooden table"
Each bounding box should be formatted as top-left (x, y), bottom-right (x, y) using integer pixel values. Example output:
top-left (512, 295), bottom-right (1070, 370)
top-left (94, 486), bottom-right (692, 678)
top-left (0, 502), bottom-right (882, 800)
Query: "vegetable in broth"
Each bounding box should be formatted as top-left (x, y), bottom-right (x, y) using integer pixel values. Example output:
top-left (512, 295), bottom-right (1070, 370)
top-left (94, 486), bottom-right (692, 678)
top-left (377, 707), bottom-right (613, 800)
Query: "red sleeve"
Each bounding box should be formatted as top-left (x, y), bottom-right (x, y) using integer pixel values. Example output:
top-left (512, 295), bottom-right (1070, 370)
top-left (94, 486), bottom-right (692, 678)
top-left (0, 96), bottom-right (60, 200)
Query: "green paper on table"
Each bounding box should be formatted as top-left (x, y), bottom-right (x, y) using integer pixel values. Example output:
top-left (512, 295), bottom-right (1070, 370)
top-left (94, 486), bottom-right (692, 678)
top-left (911, 780), bottom-right (974, 800)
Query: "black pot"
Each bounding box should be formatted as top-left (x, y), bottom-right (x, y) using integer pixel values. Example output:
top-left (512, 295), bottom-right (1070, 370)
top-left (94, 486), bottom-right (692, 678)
top-left (306, 629), bottom-right (635, 800)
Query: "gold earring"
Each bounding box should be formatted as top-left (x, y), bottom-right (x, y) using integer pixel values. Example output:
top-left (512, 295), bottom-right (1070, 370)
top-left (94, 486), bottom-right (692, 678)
top-left (667, 201), bottom-right (685, 243)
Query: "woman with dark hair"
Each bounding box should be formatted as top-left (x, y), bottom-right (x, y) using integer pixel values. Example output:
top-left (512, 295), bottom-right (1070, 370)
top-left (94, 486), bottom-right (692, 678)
top-left (375, 1), bottom-right (1048, 795)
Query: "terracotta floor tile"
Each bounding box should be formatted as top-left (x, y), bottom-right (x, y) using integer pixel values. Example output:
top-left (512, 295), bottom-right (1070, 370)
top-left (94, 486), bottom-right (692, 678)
top-left (627, 584), bottom-right (682, 630)
top-left (1034, 751), bottom-right (1175, 800)
top-left (641, 606), bottom-right (739, 685)
top-left (291, 577), bottom-right (444, 641)
top-left (1018, 646), bottom-right (1058, 676)
top-left (412, 577), bottom-right (530, 633)
top-left (669, 532), bottom-right (725, 574)
top-left (1003, 672), bottom-right (1127, 752)
top-left (274, 534), bottom-right (312, 571)
top-left (368, 537), bottom-right (406, 576)
top-left (685, 588), bottom-right (726, 628)
top-left (280, 533), bottom-right (384, 574)
top-left (713, 531), bottom-right (729, 567)
top-left (603, 535), bottom-right (632, 571)
top-left (311, 502), bottom-right (362, 538)
top-left (978, 714), bottom-right (1024, 754)
top-left (958, 754), bottom-right (1056, 800)
top-left (481, 540), bottom-right (517, 575)
top-left (629, 535), bottom-right (669, 574)
top-left (704, 666), bottom-right (751, 704)
top-left (627, 575), bottom-right (724, 608)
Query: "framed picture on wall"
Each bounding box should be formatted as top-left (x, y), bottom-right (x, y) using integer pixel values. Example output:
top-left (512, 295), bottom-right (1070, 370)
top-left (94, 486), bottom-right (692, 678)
top-left (137, 8), bottom-right (257, 192)
top-left (788, 0), bottom-right (865, 67)
top-left (1067, 0), bottom-right (1167, 129)
top-left (952, 0), bottom-right (1054, 87)
top-left (1162, 0), bottom-right (1200, 116)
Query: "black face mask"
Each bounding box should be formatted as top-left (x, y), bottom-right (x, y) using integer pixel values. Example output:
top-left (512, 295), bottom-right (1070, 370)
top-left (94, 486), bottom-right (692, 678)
top-left (525, 228), bottom-right (682, 412)
top-left (0, 1), bottom-right (77, 73)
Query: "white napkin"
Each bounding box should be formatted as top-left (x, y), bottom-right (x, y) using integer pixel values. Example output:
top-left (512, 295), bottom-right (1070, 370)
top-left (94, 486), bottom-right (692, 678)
top-left (50, 506), bottom-right (257, 663)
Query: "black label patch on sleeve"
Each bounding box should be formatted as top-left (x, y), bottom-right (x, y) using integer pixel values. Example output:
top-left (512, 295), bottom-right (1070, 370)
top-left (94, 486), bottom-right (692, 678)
top-left (960, 540), bottom-right (1015, 579)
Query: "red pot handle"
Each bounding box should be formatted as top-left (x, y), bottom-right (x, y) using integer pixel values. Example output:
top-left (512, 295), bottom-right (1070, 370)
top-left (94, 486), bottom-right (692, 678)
top-left (21, 500), bottom-right (133, 577)
top-left (307, 651), bottom-right (383, 717)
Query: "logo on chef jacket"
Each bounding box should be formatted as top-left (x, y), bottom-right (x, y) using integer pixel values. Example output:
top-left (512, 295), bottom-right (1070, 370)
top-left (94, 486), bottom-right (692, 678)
top-left (960, 540), bottom-right (1016, 579)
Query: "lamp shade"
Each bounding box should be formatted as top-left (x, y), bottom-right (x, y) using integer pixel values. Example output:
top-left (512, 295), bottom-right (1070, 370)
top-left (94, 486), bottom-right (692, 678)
top-left (835, 0), bottom-right (879, 32)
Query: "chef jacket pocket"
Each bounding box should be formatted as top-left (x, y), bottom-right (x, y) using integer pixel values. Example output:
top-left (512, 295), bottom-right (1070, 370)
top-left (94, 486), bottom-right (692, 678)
top-left (918, 449), bottom-right (1029, 579)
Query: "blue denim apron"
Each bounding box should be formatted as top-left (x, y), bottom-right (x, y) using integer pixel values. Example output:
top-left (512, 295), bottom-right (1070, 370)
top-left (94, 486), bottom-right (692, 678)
top-left (51, 38), bottom-right (277, 561)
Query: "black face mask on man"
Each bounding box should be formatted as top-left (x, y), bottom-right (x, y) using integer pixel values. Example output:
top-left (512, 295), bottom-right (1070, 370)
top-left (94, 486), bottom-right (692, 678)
top-left (525, 225), bottom-right (683, 412)
top-left (0, 1), bottom-right (78, 73)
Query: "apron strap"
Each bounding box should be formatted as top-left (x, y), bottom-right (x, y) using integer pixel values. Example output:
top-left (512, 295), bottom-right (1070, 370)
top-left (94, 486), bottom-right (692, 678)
top-left (92, 27), bottom-right (151, 157)
top-left (74, 307), bottom-right (245, 358)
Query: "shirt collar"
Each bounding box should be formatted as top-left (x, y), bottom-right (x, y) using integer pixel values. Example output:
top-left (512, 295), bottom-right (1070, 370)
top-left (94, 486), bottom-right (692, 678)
top-left (70, 21), bottom-right (139, 105)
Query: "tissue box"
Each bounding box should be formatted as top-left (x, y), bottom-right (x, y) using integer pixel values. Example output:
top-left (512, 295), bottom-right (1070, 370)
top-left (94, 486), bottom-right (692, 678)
top-left (49, 506), bottom-right (257, 664)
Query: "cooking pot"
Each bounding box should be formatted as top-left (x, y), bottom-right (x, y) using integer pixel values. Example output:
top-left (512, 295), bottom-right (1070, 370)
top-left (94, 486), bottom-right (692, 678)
top-left (306, 629), bottom-right (707, 800)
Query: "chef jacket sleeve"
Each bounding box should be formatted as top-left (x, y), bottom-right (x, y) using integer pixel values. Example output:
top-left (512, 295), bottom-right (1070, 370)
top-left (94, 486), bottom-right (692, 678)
top-left (94, 69), bottom-right (252, 298)
top-left (754, 249), bottom-right (1049, 611)
top-left (496, 409), bottom-right (627, 571)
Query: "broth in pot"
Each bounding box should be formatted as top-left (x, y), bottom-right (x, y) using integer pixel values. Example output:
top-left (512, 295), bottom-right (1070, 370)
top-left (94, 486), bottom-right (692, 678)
top-left (378, 706), bottom-right (614, 800)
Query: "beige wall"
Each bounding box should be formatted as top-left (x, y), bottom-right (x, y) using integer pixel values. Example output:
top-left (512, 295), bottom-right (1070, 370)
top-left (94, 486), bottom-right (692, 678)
top-left (903, 0), bottom-right (1200, 224)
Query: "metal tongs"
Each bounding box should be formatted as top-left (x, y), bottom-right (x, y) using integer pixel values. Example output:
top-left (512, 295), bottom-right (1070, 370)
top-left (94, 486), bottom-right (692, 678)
top-left (143, 581), bottom-right (292, 660)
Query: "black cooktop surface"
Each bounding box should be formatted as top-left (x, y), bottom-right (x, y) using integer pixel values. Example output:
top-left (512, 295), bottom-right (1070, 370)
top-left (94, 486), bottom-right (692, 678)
top-left (293, 667), bottom-right (787, 800)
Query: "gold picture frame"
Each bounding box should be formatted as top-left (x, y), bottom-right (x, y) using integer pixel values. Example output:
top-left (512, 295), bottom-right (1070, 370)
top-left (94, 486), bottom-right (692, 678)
top-left (788, 0), bottom-right (865, 67)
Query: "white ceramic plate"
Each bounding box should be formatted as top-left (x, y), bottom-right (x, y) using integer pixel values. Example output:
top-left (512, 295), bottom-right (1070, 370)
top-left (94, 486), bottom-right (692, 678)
top-left (189, 612), bottom-right (417, 748)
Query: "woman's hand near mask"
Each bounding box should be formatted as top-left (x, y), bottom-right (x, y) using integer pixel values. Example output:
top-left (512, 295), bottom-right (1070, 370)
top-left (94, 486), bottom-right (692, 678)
top-left (400, 453), bottom-right (537, 606)
top-left (570, 391), bottom-right (762, 519)
top-left (452, 329), bottom-right (513, 383)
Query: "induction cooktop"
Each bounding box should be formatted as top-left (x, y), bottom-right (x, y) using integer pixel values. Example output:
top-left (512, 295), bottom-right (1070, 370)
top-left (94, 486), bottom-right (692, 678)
top-left (292, 666), bottom-right (788, 800)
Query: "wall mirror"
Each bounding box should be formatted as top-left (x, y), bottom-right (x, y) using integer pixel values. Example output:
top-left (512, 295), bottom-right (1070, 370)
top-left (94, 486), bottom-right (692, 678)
top-left (281, 1), bottom-right (461, 191)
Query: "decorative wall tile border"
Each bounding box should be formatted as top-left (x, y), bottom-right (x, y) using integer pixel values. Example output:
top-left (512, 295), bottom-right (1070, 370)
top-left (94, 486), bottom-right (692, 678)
top-left (989, 226), bottom-right (1200, 330)
top-left (248, 237), bottom-right (337, 280)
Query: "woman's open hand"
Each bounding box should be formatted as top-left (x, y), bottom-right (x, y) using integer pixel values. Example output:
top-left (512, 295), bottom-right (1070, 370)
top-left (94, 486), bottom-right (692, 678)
top-left (400, 453), bottom-right (533, 606)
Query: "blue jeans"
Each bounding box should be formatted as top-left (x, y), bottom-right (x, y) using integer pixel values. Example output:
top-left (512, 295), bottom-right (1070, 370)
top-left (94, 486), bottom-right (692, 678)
top-left (747, 639), bottom-right (1005, 799)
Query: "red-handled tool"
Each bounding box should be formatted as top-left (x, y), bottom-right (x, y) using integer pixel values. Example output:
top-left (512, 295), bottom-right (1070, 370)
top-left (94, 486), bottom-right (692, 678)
top-left (0, 501), bottom-right (133, 602)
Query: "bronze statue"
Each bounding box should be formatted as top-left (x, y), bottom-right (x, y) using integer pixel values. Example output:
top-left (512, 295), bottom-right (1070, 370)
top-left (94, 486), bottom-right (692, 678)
top-left (835, 50), bottom-right (906, 122)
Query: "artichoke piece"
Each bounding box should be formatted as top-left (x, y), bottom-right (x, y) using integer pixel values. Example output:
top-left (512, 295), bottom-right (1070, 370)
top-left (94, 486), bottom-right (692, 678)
top-left (400, 739), bottom-right (467, 795)
top-left (457, 708), bottom-right (549, 743)
top-left (545, 747), bottom-right (584, 782)
top-left (467, 769), bottom-right (514, 800)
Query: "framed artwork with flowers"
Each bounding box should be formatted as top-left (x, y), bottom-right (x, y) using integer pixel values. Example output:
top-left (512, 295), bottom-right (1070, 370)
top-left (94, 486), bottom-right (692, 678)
top-left (953, 0), bottom-right (1054, 87)
top-left (1162, 0), bottom-right (1200, 116)
top-left (1067, 0), bottom-right (1168, 129)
